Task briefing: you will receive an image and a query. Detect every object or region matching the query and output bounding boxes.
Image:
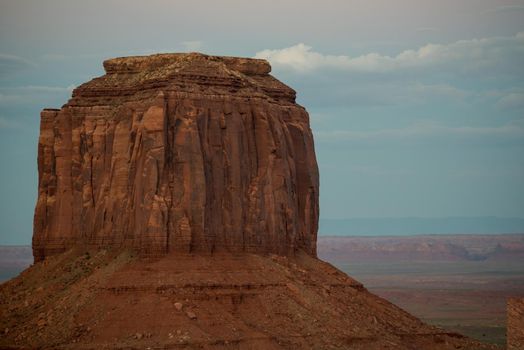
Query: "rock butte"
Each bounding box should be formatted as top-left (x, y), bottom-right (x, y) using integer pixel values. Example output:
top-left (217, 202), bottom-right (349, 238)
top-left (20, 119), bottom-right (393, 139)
top-left (0, 54), bottom-right (500, 350)
top-left (33, 53), bottom-right (319, 261)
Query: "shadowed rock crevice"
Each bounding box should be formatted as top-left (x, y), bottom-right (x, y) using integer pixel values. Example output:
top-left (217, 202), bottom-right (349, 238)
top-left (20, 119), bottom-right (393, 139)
top-left (33, 53), bottom-right (319, 261)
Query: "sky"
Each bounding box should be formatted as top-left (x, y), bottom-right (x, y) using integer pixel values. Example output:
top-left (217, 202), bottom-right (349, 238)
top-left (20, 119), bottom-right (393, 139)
top-left (0, 0), bottom-right (523, 244)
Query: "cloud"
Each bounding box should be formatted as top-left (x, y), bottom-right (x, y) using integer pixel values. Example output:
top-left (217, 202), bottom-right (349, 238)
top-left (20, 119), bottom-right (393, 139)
top-left (0, 85), bottom-right (75, 106)
top-left (346, 164), bottom-right (411, 176)
top-left (415, 27), bottom-right (440, 33)
top-left (497, 92), bottom-right (524, 109)
top-left (406, 83), bottom-right (471, 100)
top-left (181, 41), bottom-right (203, 52)
top-left (0, 93), bottom-right (24, 105)
top-left (13, 85), bottom-right (75, 92)
top-left (294, 80), bottom-right (474, 109)
top-left (41, 54), bottom-right (69, 61)
top-left (0, 116), bottom-right (23, 129)
top-left (0, 54), bottom-right (34, 77)
top-left (482, 5), bottom-right (524, 14)
top-left (255, 33), bottom-right (524, 75)
top-left (315, 122), bottom-right (524, 147)
top-left (256, 33), bottom-right (524, 113)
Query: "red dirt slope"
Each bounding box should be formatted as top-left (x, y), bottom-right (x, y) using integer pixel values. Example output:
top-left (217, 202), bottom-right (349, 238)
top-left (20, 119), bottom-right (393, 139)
top-left (0, 249), bottom-right (500, 349)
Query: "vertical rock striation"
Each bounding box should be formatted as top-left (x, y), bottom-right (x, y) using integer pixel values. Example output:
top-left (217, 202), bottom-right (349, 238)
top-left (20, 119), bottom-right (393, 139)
top-left (33, 53), bottom-right (319, 261)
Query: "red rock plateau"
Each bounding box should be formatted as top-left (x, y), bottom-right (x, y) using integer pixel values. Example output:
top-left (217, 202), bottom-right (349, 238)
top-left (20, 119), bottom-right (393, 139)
top-left (1, 53), bottom-right (499, 349)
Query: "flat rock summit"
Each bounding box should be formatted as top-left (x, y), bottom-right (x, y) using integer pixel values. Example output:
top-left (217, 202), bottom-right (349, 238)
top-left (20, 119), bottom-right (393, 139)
top-left (1, 53), bottom-right (498, 349)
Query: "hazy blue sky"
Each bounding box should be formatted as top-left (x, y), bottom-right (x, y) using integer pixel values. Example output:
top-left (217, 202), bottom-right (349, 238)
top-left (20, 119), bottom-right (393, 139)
top-left (1, 1), bottom-right (524, 244)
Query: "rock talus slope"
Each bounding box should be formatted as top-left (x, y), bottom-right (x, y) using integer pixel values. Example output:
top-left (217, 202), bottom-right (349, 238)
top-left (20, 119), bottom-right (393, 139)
top-left (33, 53), bottom-right (319, 261)
top-left (0, 250), bottom-right (499, 350)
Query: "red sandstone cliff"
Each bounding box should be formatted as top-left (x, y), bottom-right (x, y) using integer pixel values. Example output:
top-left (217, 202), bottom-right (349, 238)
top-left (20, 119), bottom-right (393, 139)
top-left (33, 53), bottom-right (319, 261)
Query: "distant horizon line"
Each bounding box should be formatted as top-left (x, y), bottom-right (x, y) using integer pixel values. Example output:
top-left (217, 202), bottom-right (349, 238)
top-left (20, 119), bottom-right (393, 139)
top-left (318, 232), bottom-right (524, 237)
top-left (318, 217), bottom-right (524, 236)
top-left (2, 217), bottom-right (523, 245)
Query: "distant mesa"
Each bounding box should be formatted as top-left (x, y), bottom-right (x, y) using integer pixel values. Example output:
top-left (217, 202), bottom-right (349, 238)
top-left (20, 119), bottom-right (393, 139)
top-left (33, 53), bottom-right (319, 261)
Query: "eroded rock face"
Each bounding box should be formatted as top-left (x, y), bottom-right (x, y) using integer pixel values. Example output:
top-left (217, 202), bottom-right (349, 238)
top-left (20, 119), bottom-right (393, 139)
top-left (33, 53), bottom-right (319, 261)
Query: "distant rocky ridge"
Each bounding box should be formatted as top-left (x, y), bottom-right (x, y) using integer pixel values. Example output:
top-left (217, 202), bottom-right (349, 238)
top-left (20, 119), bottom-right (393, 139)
top-left (318, 234), bottom-right (524, 262)
top-left (0, 246), bottom-right (32, 282)
top-left (33, 53), bottom-right (319, 261)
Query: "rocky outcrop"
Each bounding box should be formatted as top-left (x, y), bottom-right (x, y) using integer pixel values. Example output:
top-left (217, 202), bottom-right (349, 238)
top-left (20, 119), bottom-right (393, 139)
top-left (508, 297), bottom-right (524, 350)
top-left (6, 52), bottom-right (501, 350)
top-left (33, 53), bottom-right (319, 261)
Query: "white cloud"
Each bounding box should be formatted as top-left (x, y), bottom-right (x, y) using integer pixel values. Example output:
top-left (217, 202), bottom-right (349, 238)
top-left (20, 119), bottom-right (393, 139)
top-left (0, 116), bottom-right (23, 129)
top-left (41, 54), bottom-right (69, 61)
top-left (181, 41), bottom-right (203, 52)
top-left (0, 93), bottom-right (24, 105)
top-left (255, 33), bottom-right (524, 74)
top-left (347, 164), bottom-right (410, 176)
top-left (0, 85), bottom-right (75, 106)
top-left (416, 27), bottom-right (440, 33)
top-left (497, 92), bottom-right (524, 109)
top-left (16, 85), bottom-right (75, 92)
top-left (482, 5), bottom-right (524, 14)
top-left (407, 83), bottom-right (471, 100)
top-left (0, 54), bottom-right (34, 77)
top-left (296, 81), bottom-right (474, 109)
top-left (315, 122), bottom-right (524, 146)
